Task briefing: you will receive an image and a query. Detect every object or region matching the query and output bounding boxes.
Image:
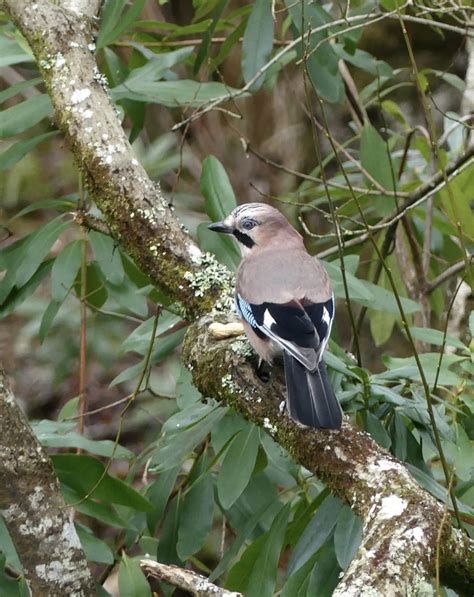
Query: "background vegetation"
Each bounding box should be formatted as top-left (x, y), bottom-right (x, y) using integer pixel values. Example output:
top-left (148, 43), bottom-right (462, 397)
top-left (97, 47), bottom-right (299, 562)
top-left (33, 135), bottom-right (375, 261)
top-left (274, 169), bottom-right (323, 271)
top-left (0, 0), bottom-right (473, 595)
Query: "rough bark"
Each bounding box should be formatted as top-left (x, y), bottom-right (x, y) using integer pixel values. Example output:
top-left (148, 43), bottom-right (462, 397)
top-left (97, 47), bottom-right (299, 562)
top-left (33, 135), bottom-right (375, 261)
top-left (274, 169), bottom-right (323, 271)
top-left (183, 319), bottom-right (474, 596)
top-left (1, 0), bottom-right (232, 322)
top-left (0, 368), bottom-right (96, 596)
top-left (140, 559), bottom-right (243, 596)
top-left (1, 0), bottom-right (473, 595)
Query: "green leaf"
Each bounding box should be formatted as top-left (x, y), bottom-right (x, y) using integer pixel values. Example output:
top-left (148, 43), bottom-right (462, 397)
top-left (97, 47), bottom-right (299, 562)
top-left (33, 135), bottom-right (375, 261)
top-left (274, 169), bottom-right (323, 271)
top-left (218, 424), bottom-right (260, 509)
top-left (39, 300), bottom-right (61, 343)
top-left (52, 454), bottom-right (153, 511)
top-left (177, 453), bottom-right (214, 559)
top-left (0, 78), bottom-right (41, 104)
top-left (285, 0), bottom-right (344, 103)
top-left (151, 406), bottom-right (227, 472)
top-left (120, 312), bottom-right (181, 355)
top-left (360, 411), bottom-right (391, 450)
top-left (227, 503), bottom-right (291, 596)
top-left (146, 467), bottom-right (180, 535)
top-left (176, 366), bottom-right (201, 409)
top-left (111, 79), bottom-right (245, 108)
top-left (76, 524), bottom-right (114, 564)
top-left (16, 217), bottom-right (70, 288)
top-left (33, 420), bottom-right (134, 459)
top-left (51, 240), bottom-right (82, 302)
top-left (281, 552), bottom-right (318, 597)
top-left (369, 307), bottom-right (396, 346)
top-left (0, 551), bottom-right (25, 597)
top-left (200, 155), bottom-right (240, 266)
top-left (2, 198), bottom-right (78, 228)
top-left (194, 0), bottom-right (229, 73)
top-left (57, 396), bottom-right (80, 421)
top-left (209, 19), bottom-right (247, 73)
top-left (360, 123), bottom-right (397, 214)
top-left (438, 180), bottom-right (474, 242)
top-left (406, 465), bottom-right (474, 519)
top-left (0, 517), bottom-right (22, 571)
top-left (0, 131), bottom-right (59, 172)
top-left (242, 0), bottom-right (274, 91)
top-left (107, 278), bottom-right (148, 317)
top-left (210, 497), bottom-right (283, 581)
top-left (306, 541), bottom-right (341, 596)
top-left (201, 155), bottom-right (237, 221)
top-left (358, 279), bottom-right (420, 315)
top-left (368, 255), bottom-right (398, 344)
top-left (287, 495), bottom-right (343, 576)
top-left (197, 222), bottom-right (240, 270)
top-left (0, 36), bottom-right (32, 68)
top-left (89, 231), bottom-right (124, 285)
top-left (0, 259), bottom-right (54, 318)
top-left (384, 353), bottom-right (464, 386)
top-left (123, 46), bottom-right (194, 85)
top-left (381, 99), bottom-right (408, 125)
top-left (333, 43), bottom-right (392, 77)
top-left (156, 494), bottom-right (182, 566)
top-left (0, 94), bottom-right (53, 138)
top-left (334, 506), bottom-right (363, 570)
top-left (96, 0), bottom-right (127, 48)
top-left (76, 262), bottom-right (108, 309)
top-left (97, 0), bottom-right (146, 48)
top-left (408, 326), bottom-right (467, 351)
top-left (246, 503), bottom-right (291, 597)
top-left (323, 259), bottom-right (373, 301)
top-left (118, 553), bottom-right (151, 597)
top-left (443, 423), bottom-right (473, 482)
top-left (62, 486), bottom-right (130, 529)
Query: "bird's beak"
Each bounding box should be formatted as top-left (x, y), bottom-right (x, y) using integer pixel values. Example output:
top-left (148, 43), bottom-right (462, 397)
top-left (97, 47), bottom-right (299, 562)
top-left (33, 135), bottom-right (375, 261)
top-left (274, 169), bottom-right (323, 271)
top-left (208, 221), bottom-right (234, 234)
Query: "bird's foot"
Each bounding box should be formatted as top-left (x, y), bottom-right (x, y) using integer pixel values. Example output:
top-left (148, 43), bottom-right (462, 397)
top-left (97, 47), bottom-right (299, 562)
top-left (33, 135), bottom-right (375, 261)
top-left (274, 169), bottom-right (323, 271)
top-left (255, 358), bottom-right (271, 382)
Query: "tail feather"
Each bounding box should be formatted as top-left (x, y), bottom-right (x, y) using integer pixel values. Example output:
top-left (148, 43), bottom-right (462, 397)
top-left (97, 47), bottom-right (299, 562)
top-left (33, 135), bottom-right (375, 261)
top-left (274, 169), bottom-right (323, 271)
top-left (283, 353), bottom-right (342, 429)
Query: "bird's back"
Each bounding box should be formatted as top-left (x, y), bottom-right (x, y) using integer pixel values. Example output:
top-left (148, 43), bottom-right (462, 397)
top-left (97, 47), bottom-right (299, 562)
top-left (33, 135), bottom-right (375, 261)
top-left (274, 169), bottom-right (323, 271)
top-left (236, 248), bottom-right (332, 305)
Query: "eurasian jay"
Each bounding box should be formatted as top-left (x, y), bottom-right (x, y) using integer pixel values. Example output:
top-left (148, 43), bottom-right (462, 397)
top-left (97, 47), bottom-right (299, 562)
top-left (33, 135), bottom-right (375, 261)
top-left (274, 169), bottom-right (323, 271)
top-left (208, 203), bottom-right (342, 430)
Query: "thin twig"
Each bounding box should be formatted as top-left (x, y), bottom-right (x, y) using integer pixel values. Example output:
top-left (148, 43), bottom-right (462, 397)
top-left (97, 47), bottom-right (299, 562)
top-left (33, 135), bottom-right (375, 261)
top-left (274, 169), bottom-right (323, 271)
top-left (427, 257), bottom-right (473, 293)
top-left (77, 184), bottom-right (88, 440)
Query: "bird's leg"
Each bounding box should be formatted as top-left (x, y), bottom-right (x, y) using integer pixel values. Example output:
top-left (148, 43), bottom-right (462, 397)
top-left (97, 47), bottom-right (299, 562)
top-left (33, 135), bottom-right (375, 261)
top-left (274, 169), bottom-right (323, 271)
top-left (255, 357), bottom-right (271, 382)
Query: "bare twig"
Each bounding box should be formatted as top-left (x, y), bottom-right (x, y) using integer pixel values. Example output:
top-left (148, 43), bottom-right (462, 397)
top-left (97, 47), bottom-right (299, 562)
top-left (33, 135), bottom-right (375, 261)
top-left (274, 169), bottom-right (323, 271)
top-left (427, 256), bottom-right (473, 293)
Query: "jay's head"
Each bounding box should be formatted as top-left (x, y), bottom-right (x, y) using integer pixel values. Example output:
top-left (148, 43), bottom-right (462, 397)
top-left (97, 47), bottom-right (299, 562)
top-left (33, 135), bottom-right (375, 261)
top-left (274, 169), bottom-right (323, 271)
top-left (208, 203), bottom-right (302, 254)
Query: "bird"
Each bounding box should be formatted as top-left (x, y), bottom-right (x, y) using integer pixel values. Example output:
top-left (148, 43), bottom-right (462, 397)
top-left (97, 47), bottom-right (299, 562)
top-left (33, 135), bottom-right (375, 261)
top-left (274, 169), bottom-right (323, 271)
top-left (208, 202), bottom-right (342, 430)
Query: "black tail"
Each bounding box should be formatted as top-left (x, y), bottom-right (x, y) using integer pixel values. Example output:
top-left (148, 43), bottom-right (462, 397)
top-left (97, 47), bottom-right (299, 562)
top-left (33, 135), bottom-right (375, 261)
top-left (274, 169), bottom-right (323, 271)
top-left (283, 353), bottom-right (342, 429)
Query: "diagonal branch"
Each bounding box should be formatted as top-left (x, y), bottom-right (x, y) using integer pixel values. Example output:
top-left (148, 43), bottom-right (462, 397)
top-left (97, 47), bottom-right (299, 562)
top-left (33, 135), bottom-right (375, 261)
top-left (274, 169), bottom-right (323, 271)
top-left (1, 1), bottom-right (473, 595)
top-left (0, 367), bottom-right (96, 596)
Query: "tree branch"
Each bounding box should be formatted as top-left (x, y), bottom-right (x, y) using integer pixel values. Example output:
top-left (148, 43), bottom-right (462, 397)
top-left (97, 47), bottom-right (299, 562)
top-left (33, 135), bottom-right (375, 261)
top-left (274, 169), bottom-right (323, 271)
top-left (0, 367), bottom-right (95, 596)
top-left (182, 320), bottom-right (474, 596)
top-left (140, 559), bottom-right (243, 596)
top-left (2, 1), bottom-right (473, 594)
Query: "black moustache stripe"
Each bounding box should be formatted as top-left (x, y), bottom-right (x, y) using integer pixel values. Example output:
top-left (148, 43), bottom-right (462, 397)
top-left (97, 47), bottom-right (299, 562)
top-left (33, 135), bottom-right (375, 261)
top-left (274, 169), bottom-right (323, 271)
top-left (233, 230), bottom-right (255, 248)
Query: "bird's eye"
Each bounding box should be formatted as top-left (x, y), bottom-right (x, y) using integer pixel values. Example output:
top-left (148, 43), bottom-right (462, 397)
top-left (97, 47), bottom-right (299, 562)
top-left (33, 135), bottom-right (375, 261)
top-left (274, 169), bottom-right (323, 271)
top-left (242, 219), bottom-right (256, 231)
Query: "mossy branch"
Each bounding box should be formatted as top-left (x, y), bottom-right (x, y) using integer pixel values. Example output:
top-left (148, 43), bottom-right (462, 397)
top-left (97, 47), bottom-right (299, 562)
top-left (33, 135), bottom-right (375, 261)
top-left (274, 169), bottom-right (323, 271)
top-left (0, 367), bottom-right (96, 596)
top-left (1, 0), bottom-right (473, 594)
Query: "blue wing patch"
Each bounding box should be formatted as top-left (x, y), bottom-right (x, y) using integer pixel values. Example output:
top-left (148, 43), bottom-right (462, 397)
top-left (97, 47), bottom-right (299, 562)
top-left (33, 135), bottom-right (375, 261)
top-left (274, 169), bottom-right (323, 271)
top-left (235, 293), bottom-right (258, 328)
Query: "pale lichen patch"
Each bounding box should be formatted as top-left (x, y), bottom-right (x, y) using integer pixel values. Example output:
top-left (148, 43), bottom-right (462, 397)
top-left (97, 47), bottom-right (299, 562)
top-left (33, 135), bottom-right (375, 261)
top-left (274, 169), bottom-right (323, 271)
top-left (263, 417), bottom-right (277, 435)
top-left (70, 88), bottom-right (91, 104)
top-left (187, 243), bottom-right (203, 264)
top-left (183, 252), bottom-right (233, 312)
top-left (230, 338), bottom-right (252, 357)
top-left (379, 495), bottom-right (407, 519)
top-left (334, 446), bottom-right (348, 461)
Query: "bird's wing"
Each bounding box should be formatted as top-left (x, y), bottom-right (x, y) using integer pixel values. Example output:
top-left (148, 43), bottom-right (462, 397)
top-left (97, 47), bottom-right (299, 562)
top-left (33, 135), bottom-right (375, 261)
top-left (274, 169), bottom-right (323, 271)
top-left (236, 294), bottom-right (334, 371)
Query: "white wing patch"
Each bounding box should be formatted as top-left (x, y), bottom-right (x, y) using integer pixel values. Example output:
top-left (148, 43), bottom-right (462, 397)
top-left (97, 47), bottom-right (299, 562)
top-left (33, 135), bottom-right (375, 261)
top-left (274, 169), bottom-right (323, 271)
top-left (322, 307), bottom-right (330, 326)
top-left (263, 309), bottom-right (276, 328)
